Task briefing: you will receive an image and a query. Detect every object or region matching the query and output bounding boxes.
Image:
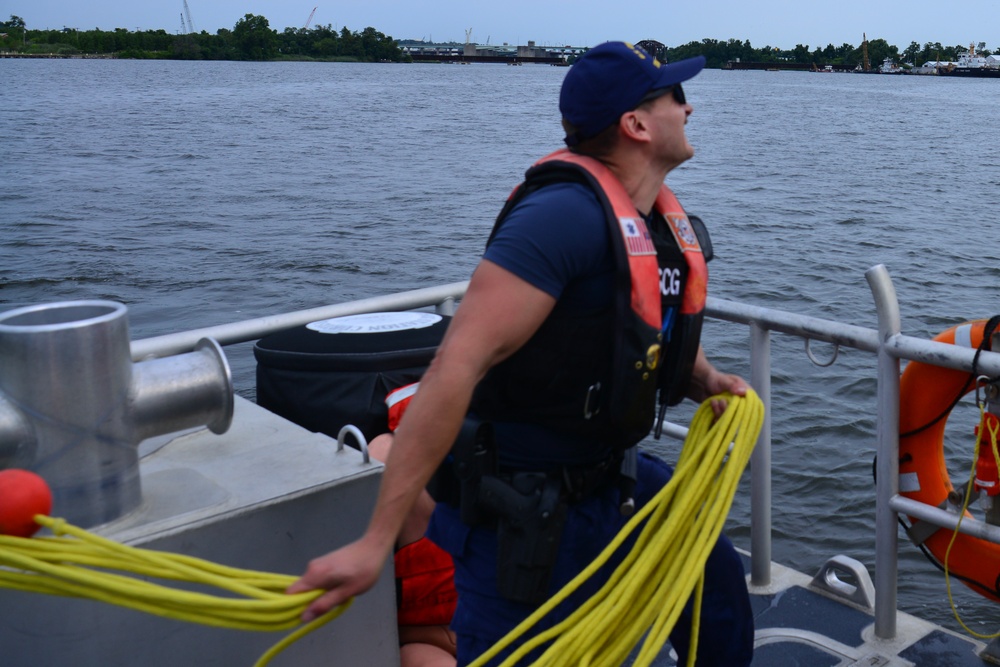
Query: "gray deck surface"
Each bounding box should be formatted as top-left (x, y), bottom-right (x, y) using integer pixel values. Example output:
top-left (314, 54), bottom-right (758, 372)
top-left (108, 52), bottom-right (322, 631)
top-left (639, 553), bottom-right (989, 667)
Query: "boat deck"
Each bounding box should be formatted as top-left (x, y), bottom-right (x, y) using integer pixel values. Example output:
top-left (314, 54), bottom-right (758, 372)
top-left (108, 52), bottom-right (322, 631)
top-left (127, 273), bottom-right (1000, 667)
top-left (4, 272), bottom-right (1000, 666)
top-left (648, 554), bottom-right (991, 666)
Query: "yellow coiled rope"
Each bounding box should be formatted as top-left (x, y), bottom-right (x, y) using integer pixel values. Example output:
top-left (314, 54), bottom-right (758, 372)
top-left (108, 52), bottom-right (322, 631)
top-left (0, 391), bottom-right (762, 666)
top-left (0, 514), bottom-right (352, 667)
top-left (470, 390), bottom-right (764, 667)
top-left (945, 402), bottom-right (1000, 640)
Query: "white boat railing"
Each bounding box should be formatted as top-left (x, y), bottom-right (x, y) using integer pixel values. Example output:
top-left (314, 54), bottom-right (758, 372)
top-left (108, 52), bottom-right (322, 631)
top-left (706, 264), bottom-right (1000, 639)
top-left (130, 281), bottom-right (469, 361)
top-left (130, 264), bottom-right (1000, 641)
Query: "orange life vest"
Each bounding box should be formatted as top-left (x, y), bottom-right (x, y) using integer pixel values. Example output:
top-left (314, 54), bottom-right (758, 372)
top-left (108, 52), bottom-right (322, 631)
top-left (384, 383), bottom-right (458, 625)
top-left (394, 536), bottom-right (458, 626)
top-left (472, 149), bottom-right (707, 449)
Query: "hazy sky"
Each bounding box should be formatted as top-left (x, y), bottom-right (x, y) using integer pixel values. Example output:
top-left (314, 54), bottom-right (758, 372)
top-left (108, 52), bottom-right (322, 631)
top-left (3, 0), bottom-right (994, 51)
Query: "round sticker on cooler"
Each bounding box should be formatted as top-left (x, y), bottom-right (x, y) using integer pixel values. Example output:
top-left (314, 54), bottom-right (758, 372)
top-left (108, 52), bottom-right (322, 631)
top-left (306, 311), bottom-right (443, 334)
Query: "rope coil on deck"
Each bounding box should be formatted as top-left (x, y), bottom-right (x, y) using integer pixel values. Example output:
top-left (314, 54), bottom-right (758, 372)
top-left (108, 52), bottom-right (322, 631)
top-left (469, 390), bottom-right (764, 667)
top-left (0, 515), bottom-right (352, 666)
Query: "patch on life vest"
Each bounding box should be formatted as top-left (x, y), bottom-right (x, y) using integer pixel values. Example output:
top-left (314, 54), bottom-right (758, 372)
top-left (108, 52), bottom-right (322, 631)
top-left (665, 215), bottom-right (701, 253)
top-left (618, 217), bottom-right (656, 256)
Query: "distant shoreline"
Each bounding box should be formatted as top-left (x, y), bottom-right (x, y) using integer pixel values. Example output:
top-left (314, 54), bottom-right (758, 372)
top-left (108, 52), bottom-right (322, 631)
top-left (0, 52), bottom-right (116, 59)
top-left (2, 13), bottom-right (993, 71)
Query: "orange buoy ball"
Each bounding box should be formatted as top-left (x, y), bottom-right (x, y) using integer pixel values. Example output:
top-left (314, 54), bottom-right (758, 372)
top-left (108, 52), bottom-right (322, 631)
top-left (0, 469), bottom-right (53, 537)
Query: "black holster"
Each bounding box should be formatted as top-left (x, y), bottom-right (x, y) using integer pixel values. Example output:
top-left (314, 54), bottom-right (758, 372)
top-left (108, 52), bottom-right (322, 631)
top-left (479, 472), bottom-right (569, 605)
top-left (430, 417), bottom-right (653, 603)
top-left (430, 416), bottom-right (570, 604)
top-left (426, 416), bottom-right (495, 519)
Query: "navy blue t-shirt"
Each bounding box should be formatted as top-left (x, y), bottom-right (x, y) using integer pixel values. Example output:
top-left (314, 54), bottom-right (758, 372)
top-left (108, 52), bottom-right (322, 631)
top-left (484, 181), bottom-right (615, 313)
top-left (481, 182), bottom-right (619, 467)
top-left (479, 179), bottom-right (692, 467)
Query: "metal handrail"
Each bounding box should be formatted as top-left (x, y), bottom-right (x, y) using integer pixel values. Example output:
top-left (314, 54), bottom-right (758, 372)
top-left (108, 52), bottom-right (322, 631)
top-left (130, 281), bottom-right (469, 360)
top-left (708, 264), bottom-right (1000, 639)
top-left (130, 265), bottom-right (1000, 641)
top-left (869, 264), bottom-right (903, 638)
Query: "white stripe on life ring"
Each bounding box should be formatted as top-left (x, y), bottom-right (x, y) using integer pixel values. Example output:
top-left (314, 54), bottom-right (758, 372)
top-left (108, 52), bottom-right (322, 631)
top-left (899, 471), bottom-right (921, 493)
top-left (955, 323), bottom-right (974, 349)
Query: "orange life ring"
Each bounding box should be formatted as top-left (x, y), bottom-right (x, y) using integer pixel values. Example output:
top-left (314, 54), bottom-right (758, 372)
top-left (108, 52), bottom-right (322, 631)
top-left (898, 319), bottom-right (1000, 602)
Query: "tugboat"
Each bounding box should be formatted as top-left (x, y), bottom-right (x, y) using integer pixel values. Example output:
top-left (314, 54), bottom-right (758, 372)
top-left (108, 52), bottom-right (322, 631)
top-left (878, 56), bottom-right (905, 74)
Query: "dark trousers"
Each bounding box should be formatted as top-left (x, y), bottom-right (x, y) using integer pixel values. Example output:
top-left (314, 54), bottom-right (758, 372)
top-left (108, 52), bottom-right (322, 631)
top-left (426, 451), bottom-right (754, 666)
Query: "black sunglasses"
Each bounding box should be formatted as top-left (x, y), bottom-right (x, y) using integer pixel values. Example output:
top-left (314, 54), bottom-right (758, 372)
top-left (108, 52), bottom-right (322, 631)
top-left (637, 83), bottom-right (686, 108)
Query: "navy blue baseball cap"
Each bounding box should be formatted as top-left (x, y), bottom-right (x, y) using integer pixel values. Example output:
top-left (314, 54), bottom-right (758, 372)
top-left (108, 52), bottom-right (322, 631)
top-left (560, 41), bottom-right (705, 146)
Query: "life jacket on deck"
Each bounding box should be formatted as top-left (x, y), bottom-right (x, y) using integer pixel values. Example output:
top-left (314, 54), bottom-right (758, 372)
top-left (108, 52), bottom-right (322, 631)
top-left (386, 381), bottom-right (418, 432)
top-left (394, 536), bottom-right (458, 627)
top-left (470, 148), bottom-right (707, 453)
top-left (384, 382), bottom-right (458, 627)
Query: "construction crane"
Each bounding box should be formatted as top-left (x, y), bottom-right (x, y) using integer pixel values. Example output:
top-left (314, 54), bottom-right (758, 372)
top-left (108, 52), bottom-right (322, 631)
top-left (304, 7), bottom-right (317, 30)
top-left (180, 13), bottom-right (187, 34)
top-left (182, 0), bottom-right (195, 34)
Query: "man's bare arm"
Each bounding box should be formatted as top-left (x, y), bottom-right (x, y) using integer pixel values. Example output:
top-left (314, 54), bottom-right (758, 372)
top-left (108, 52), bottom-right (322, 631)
top-left (287, 259), bottom-right (557, 619)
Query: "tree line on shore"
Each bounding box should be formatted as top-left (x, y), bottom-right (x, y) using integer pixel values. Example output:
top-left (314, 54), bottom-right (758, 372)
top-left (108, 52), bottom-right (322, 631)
top-left (658, 37), bottom-right (996, 70)
top-left (0, 14), bottom-right (406, 62)
top-left (1, 14), bottom-right (991, 67)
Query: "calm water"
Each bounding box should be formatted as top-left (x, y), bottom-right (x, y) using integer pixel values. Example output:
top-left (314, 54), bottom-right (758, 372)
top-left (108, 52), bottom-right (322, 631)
top-left (3, 59), bottom-right (1000, 634)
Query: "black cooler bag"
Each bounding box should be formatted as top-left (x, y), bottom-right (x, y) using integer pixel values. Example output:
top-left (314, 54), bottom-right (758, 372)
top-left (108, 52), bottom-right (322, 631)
top-left (254, 311), bottom-right (450, 443)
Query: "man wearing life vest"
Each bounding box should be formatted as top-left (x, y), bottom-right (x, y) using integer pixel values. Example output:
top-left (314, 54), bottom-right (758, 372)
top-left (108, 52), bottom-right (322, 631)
top-left (291, 41), bottom-right (754, 666)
